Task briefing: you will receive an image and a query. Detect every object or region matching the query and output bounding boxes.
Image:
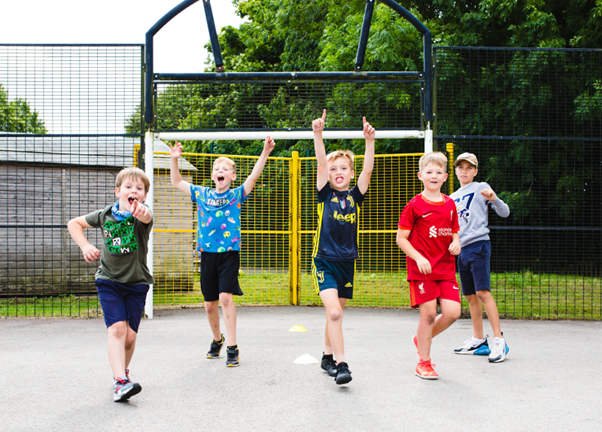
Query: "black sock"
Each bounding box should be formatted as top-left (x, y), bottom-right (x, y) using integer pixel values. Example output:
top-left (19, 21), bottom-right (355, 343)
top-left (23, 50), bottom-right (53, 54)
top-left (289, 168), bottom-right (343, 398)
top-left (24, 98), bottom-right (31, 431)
top-left (227, 345), bottom-right (238, 350)
top-left (322, 353), bottom-right (334, 360)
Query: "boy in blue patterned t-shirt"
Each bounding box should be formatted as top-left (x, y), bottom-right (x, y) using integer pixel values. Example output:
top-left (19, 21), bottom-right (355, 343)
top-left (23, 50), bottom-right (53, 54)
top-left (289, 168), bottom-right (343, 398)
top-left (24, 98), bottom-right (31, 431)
top-left (169, 137), bottom-right (275, 367)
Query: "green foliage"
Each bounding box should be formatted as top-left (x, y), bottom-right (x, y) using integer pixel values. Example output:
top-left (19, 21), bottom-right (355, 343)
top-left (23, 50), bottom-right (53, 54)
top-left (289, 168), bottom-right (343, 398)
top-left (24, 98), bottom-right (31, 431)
top-left (0, 84), bottom-right (47, 133)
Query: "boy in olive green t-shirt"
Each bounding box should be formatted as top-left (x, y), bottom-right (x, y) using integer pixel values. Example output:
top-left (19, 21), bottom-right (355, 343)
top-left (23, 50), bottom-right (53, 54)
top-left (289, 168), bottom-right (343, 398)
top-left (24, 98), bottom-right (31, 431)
top-left (67, 167), bottom-right (153, 403)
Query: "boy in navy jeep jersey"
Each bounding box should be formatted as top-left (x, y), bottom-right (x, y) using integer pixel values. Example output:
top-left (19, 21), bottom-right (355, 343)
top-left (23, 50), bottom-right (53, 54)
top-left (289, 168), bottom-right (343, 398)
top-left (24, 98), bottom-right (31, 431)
top-left (312, 109), bottom-right (375, 385)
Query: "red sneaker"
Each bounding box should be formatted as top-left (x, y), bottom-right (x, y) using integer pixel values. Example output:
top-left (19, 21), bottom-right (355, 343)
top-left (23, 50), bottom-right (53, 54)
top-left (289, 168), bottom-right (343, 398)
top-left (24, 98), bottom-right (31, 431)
top-left (415, 359), bottom-right (438, 380)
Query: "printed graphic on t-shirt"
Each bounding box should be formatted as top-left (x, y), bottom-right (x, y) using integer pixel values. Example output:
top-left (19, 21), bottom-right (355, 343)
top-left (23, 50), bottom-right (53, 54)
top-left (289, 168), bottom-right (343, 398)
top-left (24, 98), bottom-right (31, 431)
top-left (454, 192), bottom-right (475, 224)
top-left (103, 217), bottom-right (138, 255)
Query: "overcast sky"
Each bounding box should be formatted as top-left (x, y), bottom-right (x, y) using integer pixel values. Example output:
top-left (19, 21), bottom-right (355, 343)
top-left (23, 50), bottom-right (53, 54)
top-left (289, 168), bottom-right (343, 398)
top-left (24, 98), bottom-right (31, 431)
top-left (0, 0), bottom-right (244, 73)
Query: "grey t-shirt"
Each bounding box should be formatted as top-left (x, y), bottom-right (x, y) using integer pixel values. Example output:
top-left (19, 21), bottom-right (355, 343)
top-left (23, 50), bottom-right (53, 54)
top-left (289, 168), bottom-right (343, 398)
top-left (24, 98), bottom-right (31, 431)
top-left (84, 204), bottom-right (154, 285)
top-left (451, 182), bottom-right (510, 247)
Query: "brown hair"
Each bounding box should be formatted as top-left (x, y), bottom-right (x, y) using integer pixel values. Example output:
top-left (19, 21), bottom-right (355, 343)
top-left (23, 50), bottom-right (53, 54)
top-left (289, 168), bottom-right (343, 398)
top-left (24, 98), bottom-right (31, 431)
top-left (419, 152), bottom-right (447, 172)
top-left (115, 167), bottom-right (150, 194)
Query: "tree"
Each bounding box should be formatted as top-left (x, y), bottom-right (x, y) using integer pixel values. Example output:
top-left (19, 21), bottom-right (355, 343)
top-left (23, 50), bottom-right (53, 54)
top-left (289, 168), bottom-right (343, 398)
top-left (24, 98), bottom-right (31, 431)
top-left (0, 84), bottom-right (47, 134)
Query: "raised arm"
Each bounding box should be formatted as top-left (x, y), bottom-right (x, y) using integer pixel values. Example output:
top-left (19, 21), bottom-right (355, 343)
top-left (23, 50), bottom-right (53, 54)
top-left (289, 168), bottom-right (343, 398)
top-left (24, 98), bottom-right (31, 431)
top-left (67, 216), bottom-right (101, 263)
top-left (357, 117), bottom-right (375, 195)
top-left (313, 109), bottom-right (329, 191)
top-left (168, 141), bottom-right (192, 196)
top-left (244, 136), bottom-right (276, 196)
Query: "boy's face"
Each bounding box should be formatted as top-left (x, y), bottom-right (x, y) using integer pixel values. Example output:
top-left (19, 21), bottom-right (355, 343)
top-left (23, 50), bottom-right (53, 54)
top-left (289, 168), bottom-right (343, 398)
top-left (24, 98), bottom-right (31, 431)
top-left (328, 157), bottom-right (354, 191)
top-left (211, 161), bottom-right (237, 192)
top-left (115, 176), bottom-right (148, 212)
top-left (455, 161), bottom-right (478, 187)
top-left (418, 162), bottom-right (448, 193)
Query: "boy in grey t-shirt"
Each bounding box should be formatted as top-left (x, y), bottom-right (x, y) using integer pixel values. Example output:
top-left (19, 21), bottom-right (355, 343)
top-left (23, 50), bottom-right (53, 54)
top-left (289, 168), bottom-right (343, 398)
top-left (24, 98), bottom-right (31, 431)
top-left (68, 167), bottom-right (153, 402)
top-left (450, 153), bottom-right (510, 363)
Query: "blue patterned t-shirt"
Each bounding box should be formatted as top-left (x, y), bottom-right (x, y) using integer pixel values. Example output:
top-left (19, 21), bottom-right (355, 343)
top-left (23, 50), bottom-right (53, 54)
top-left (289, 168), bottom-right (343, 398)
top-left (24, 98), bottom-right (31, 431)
top-left (191, 184), bottom-right (248, 254)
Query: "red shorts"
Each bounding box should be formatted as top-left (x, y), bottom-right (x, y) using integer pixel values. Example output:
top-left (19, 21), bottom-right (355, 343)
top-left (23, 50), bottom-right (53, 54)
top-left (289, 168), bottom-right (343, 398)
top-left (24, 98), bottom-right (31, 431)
top-left (409, 279), bottom-right (461, 308)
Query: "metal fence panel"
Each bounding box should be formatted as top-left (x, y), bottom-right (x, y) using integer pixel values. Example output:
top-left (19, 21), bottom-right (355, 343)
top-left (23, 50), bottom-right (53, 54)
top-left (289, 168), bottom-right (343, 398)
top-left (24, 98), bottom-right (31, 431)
top-left (435, 47), bottom-right (602, 319)
top-left (0, 44), bottom-right (144, 317)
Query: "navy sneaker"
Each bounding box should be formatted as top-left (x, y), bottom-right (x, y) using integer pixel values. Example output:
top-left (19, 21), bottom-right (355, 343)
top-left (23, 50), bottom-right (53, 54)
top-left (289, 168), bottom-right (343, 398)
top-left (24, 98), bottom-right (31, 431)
top-left (226, 346), bottom-right (240, 367)
top-left (207, 334), bottom-right (225, 359)
top-left (113, 377), bottom-right (141, 402)
top-left (454, 336), bottom-right (490, 355)
top-left (321, 354), bottom-right (337, 377)
top-left (335, 362), bottom-right (352, 385)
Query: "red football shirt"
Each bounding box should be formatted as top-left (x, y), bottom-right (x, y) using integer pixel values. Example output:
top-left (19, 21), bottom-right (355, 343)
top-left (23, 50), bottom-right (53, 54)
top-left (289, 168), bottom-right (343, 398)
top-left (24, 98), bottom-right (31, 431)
top-left (398, 193), bottom-right (460, 280)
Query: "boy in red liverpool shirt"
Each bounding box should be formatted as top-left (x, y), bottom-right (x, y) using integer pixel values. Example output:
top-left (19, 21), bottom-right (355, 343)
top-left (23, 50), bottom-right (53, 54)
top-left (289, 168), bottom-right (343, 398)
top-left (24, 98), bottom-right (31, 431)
top-left (396, 152), bottom-right (461, 380)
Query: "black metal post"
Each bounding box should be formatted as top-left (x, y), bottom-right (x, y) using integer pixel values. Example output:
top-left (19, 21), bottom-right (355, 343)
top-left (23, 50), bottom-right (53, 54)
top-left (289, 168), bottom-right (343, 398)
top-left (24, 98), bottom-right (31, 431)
top-left (203, 0), bottom-right (224, 72)
top-left (355, 0), bottom-right (375, 72)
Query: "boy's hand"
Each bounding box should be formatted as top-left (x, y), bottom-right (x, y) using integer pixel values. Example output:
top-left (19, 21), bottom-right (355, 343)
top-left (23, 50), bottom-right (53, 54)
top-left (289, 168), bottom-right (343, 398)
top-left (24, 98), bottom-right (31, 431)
top-left (415, 256), bottom-right (432, 275)
top-left (449, 239), bottom-right (461, 256)
top-left (168, 141), bottom-right (183, 160)
top-left (363, 117), bottom-right (375, 140)
top-left (81, 243), bottom-right (100, 263)
top-left (481, 188), bottom-right (497, 201)
top-left (130, 200), bottom-right (149, 221)
top-left (263, 135), bottom-right (276, 155)
top-left (312, 109), bottom-right (326, 133)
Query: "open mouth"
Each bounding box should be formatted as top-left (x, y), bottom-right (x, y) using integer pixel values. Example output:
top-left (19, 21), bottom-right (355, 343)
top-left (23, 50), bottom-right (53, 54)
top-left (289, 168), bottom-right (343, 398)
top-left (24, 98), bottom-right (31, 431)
top-left (217, 175), bottom-right (225, 182)
top-left (128, 197), bottom-right (138, 205)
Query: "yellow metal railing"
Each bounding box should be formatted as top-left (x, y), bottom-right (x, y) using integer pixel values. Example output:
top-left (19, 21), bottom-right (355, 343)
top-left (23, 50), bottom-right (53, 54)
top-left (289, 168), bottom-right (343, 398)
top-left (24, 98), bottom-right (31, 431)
top-left (151, 150), bottom-right (426, 308)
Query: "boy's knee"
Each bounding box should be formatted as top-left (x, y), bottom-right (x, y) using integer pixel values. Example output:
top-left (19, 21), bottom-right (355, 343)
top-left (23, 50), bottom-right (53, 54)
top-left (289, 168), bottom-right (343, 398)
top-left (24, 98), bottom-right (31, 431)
top-left (327, 308), bottom-right (343, 322)
top-left (125, 330), bottom-right (137, 349)
top-left (476, 290), bottom-right (492, 302)
top-left (205, 300), bottom-right (219, 314)
top-left (219, 293), bottom-right (234, 308)
top-left (108, 321), bottom-right (127, 339)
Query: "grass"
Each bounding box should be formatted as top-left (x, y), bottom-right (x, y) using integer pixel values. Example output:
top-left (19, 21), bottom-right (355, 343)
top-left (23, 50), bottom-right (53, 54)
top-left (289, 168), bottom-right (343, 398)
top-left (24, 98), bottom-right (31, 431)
top-left (2, 271), bottom-right (601, 320)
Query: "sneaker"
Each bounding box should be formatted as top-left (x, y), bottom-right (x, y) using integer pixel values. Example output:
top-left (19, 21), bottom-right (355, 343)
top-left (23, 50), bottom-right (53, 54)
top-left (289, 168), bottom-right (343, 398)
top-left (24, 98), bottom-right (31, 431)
top-left (125, 369), bottom-right (130, 380)
top-left (489, 337), bottom-right (509, 363)
top-left (415, 359), bottom-right (438, 380)
top-left (207, 334), bottom-right (225, 359)
top-left (113, 377), bottom-right (141, 402)
top-left (321, 354), bottom-right (337, 377)
top-left (226, 346), bottom-right (240, 367)
top-left (412, 335), bottom-right (418, 354)
top-left (454, 336), bottom-right (490, 355)
top-left (334, 362), bottom-right (352, 385)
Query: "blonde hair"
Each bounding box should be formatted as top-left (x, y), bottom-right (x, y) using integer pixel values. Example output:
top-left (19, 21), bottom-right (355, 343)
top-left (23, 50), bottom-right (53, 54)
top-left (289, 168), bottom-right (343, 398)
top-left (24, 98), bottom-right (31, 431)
top-left (213, 156), bottom-right (237, 174)
top-left (326, 150), bottom-right (354, 168)
top-left (419, 152), bottom-right (447, 172)
top-left (115, 167), bottom-right (150, 194)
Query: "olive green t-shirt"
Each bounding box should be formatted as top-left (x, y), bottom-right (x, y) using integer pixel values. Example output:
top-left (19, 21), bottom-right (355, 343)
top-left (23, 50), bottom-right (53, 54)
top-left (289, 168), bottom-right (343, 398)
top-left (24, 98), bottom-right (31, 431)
top-left (84, 205), bottom-right (154, 285)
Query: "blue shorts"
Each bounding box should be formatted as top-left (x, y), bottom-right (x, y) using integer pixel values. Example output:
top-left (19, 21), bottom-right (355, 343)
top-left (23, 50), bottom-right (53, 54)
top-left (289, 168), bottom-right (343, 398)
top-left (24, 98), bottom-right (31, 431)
top-left (95, 279), bottom-right (149, 333)
top-left (457, 240), bottom-right (491, 296)
top-left (311, 258), bottom-right (355, 299)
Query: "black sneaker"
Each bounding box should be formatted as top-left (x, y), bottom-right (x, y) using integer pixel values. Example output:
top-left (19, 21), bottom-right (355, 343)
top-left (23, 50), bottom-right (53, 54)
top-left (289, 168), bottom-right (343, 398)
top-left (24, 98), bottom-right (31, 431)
top-left (207, 334), bottom-right (225, 359)
top-left (335, 362), bottom-right (352, 385)
top-left (321, 354), bottom-right (337, 377)
top-left (226, 346), bottom-right (240, 367)
top-left (113, 377), bottom-right (141, 402)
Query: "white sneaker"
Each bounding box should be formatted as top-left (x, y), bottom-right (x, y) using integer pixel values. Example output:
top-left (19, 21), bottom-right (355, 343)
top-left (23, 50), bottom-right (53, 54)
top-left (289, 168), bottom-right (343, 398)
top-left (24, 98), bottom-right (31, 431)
top-left (454, 336), bottom-right (490, 355)
top-left (489, 337), bottom-right (509, 363)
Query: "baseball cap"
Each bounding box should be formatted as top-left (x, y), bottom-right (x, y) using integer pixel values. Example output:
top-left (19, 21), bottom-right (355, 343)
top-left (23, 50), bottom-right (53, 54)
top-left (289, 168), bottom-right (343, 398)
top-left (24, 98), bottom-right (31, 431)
top-left (454, 152), bottom-right (478, 168)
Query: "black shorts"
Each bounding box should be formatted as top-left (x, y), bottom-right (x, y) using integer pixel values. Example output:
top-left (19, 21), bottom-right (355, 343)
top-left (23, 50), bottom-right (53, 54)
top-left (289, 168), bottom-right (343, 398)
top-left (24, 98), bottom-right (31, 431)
top-left (200, 251), bottom-right (243, 302)
top-left (311, 257), bottom-right (355, 299)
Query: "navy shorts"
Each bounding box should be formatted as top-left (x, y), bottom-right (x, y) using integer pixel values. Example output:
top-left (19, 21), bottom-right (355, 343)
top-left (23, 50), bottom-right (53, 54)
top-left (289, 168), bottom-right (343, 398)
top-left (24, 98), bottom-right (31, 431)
top-left (457, 240), bottom-right (492, 296)
top-left (200, 251), bottom-right (243, 302)
top-left (95, 279), bottom-right (149, 333)
top-left (311, 258), bottom-right (355, 299)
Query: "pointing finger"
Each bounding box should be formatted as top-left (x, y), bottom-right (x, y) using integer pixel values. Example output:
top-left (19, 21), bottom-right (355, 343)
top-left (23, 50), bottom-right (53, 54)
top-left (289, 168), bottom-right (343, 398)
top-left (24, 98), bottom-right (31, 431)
top-left (321, 109), bottom-right (326, 121)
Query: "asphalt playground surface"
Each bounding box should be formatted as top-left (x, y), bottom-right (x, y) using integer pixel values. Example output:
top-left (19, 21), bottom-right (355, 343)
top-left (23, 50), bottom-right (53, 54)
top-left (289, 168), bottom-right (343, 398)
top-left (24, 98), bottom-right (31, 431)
top-left (2, 306), bottom-right (601, 432)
